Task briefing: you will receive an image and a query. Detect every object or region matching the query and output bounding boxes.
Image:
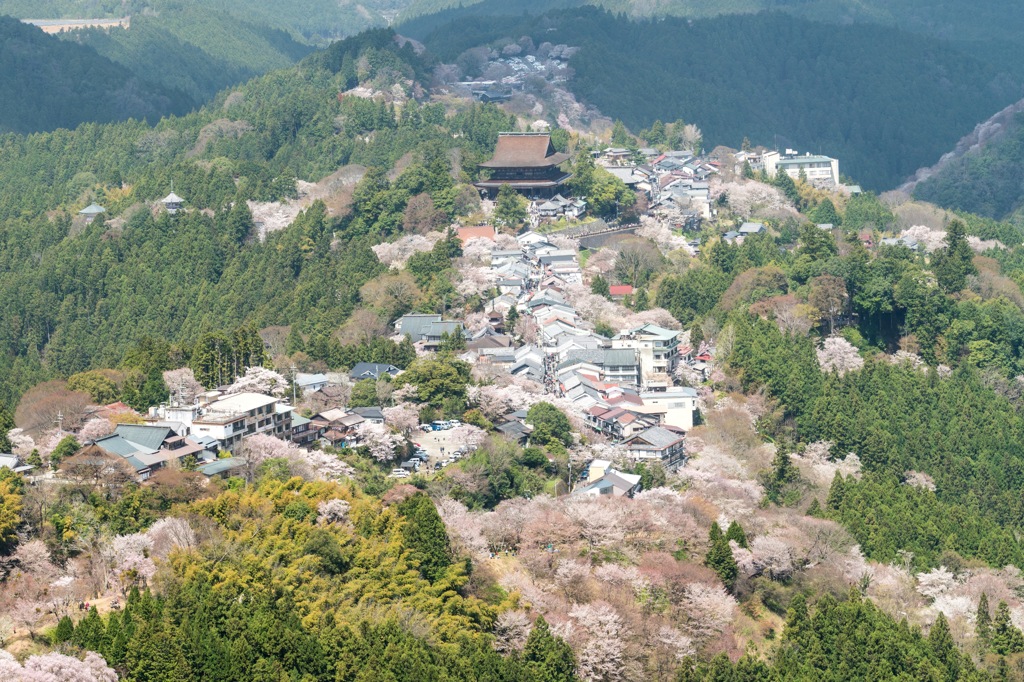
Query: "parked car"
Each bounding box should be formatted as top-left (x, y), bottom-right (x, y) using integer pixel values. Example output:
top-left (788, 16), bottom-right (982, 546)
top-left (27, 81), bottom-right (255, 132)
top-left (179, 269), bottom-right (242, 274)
top-left (419, 424), bottom-right (432, 432)
top-left (389, 469), bottom-right (410, 478)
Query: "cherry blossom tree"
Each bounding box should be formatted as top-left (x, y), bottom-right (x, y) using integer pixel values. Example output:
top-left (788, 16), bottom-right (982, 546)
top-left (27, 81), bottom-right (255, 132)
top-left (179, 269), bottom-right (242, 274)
top-left (371, 233), bottom-right (441, 270)
top-left (0, 650), bottom-right (117, 682)
top-left (225, 366), bottom-right (288, 397)
top-left (636, 216), bottom-right (690, 253)
top-left (461, 237), bottom-right (495, 264)
top-left (569, 601), bottom-right (629, 682)
top-left (449, 424), bottom-right (487, 449)
top-left (317, 499), bottom-right (351, 525)
top-left (163, 367), bottom-right (205, 404)
top-left (7, 427), bottom-right (34, 456)
top-left (11, 598), bottom-right (45, 639)
top-left (303, 449), bottom-right (356, 481)
top-left (456, 266), bottom-right (499, 297)
top-left (467, 383), bottom-right (542, 419)
top-left (436, 497), bottom-right (488, 557)
top-left (383, 403), bottom-right (420, 435)
top-left (905, 470), bottom-right (937, 491)
top-left (747, 535), bottom-right (796, 581)
top-left (816, 336), bottom-right (864, 376)
top-left (916, 566), bottom-right (958, 601)
top-left (681, 582), bottom-right (737, 644)
top-left (354, 422), bottom-right (404, 463)
top-left (13, 540), bottom-right (59, 581)
top-left (109, 533), bottom-right (156, 596)
top-left (493, 610), bottom-right (532, 654)
top-left (77, 418), bottom-right (114, 442)
top-left (146, 517), bottom-right (196, 559)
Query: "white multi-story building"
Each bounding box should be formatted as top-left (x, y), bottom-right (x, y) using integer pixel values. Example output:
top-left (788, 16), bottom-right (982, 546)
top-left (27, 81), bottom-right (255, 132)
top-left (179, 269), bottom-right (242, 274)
top-left (611, 324), bottom-right (682, 391)
top-left (152, 392), bottom-right (292, 452)
top-left (763, 150), bottom-right (840, 187)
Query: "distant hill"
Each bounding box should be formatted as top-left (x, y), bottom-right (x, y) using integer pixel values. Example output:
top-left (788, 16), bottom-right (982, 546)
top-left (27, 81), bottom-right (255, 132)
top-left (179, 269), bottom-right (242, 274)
top-left (0, 0), bottom-right (402, 44)
top-left (69, 12), bottom-right (314, 104)
top-left (398, 0), bottom-right (1024, 78)
top-left (0, 16), bottom-right (190, 133)
top-left (419, 8), bottom-right (1020, 190)
top-left (911, 102), bottom-right (1024, 221)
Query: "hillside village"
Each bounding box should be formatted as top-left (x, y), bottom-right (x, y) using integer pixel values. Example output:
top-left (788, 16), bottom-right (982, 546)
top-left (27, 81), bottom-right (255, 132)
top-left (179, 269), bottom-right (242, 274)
top-left (5, 56), bottom-right (1024, 677)
top-left (1, 131), bottom-right (863, 498)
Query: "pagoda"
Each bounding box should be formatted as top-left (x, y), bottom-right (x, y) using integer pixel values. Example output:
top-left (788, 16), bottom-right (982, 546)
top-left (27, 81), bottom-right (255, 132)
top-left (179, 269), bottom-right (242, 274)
top-left (474, 132), bottom-right (571, 200)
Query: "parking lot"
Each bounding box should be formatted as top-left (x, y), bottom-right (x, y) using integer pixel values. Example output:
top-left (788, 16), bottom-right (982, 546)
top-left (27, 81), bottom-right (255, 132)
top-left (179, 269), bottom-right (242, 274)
top-left (396, 425), bottom-right (474, 477)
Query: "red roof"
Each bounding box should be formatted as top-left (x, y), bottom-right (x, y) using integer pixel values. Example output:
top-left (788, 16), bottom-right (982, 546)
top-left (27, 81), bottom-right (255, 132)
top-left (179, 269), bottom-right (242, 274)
top-left (457, 225), bottom-right (496, 243)
top-left (609, 285), bottom-right (634, 296)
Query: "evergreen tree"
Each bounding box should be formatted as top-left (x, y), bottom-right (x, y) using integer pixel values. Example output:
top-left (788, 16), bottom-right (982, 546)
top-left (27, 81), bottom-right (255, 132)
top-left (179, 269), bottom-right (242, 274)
top-left (809, 198), bottom-right (842, 226)
top-left (977, 593), bottom-right (992, 647)
top-left (725, 520), bottom-right (749, 549)
top-left (760, 451), bottom-right (801, 505)
top-left (611, 119), bottom-right (631, 146)
top-left (704, 523), bottom-right (738, 590)
top-left (285, 326), bottom-right (305, 355)
top-left (494, 184), bottom-right (527, 229)
top-left (991, 601), bottom-right (1024, 655)
top-left (928, 613), bottom-right (961, 681)
top-left (932, 219), bottom-right (977, 293)
top-left (591, 274), bottom-right (610, 298)
top-left (397, 493), bottom-right (452, 582)
top-left (505, 305), bottom-right (520, 330)
top-left (0, 405), bottom-right (12, 453)
top-left (49, 435), bottom-right (80, 468)
top-left (523, 615), bottom-right (577, 682)
top-left (632, 289), bottom-right (649, 311)
top-left (54, 615), bottom-right (73, 643)
top-left (773, 168), bottom-right (800, 204)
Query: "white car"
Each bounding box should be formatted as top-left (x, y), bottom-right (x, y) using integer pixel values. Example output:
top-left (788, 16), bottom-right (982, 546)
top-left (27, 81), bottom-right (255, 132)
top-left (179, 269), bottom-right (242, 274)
top-left (389, 469), bottom-right (410, 478)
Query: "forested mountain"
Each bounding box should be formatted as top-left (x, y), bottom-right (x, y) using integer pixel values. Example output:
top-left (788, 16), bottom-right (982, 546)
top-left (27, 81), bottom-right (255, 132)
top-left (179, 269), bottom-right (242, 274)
top-left (398, 0), bottom-right (1024, 78)
top-left (70, 12), bottom-right (314, 104)
top-left (418, 8), bottom-right (1019, 190)
top-left (0, 28), bottom-right (513, 406)
top-left (0, 0), bottom-right (401, 44)
top-left (0, 16), bottom-right (191, 133)
top-left (913, 109), bottom-right (1024, 223)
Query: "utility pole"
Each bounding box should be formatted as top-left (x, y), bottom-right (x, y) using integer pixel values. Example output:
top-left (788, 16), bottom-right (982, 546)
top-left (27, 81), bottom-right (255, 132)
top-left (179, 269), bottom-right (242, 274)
top-left (54, 411), bottom-right (64, 434)
top-left (290, 364), bottom-right (298, 405)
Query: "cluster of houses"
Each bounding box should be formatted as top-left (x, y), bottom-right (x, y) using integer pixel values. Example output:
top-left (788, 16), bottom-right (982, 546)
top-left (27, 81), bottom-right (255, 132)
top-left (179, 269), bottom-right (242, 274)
top-left (596, 148), bottom-right (718, 227)
top-left (449, 223), bottom-right (705, 496)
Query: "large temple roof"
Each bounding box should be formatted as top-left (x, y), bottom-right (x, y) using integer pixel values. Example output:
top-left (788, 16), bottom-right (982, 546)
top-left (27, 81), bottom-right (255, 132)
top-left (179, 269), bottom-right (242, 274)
top-left (480, 133), bottom-right (570, 168)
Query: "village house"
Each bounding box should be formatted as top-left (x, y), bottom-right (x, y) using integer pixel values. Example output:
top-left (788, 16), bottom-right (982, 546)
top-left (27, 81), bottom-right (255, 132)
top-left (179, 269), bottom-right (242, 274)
top-left (349, 362), bottom-right (401, 382)
top-left (65, 424), bottom-right (207, 482)
top-left (609, 284), bottom-right (633, 300)
top-left (624, 425), bottom-right (687, 466)
top-left (395, 314), bottom-right (464, 351)
top-left (576, 467), bottom-right (642, 498)
top-left (295, 372), bottom-right (329, 395)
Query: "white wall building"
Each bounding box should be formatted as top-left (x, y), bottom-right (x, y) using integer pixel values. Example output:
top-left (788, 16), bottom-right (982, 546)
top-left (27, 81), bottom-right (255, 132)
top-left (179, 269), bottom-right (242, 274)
top-left (763, 150), bottom-right (839, 187)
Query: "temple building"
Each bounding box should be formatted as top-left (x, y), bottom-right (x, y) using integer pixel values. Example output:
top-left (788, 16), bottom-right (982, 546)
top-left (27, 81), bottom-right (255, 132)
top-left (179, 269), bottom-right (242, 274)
top-left (475, 132), bottom-right (572, 199)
